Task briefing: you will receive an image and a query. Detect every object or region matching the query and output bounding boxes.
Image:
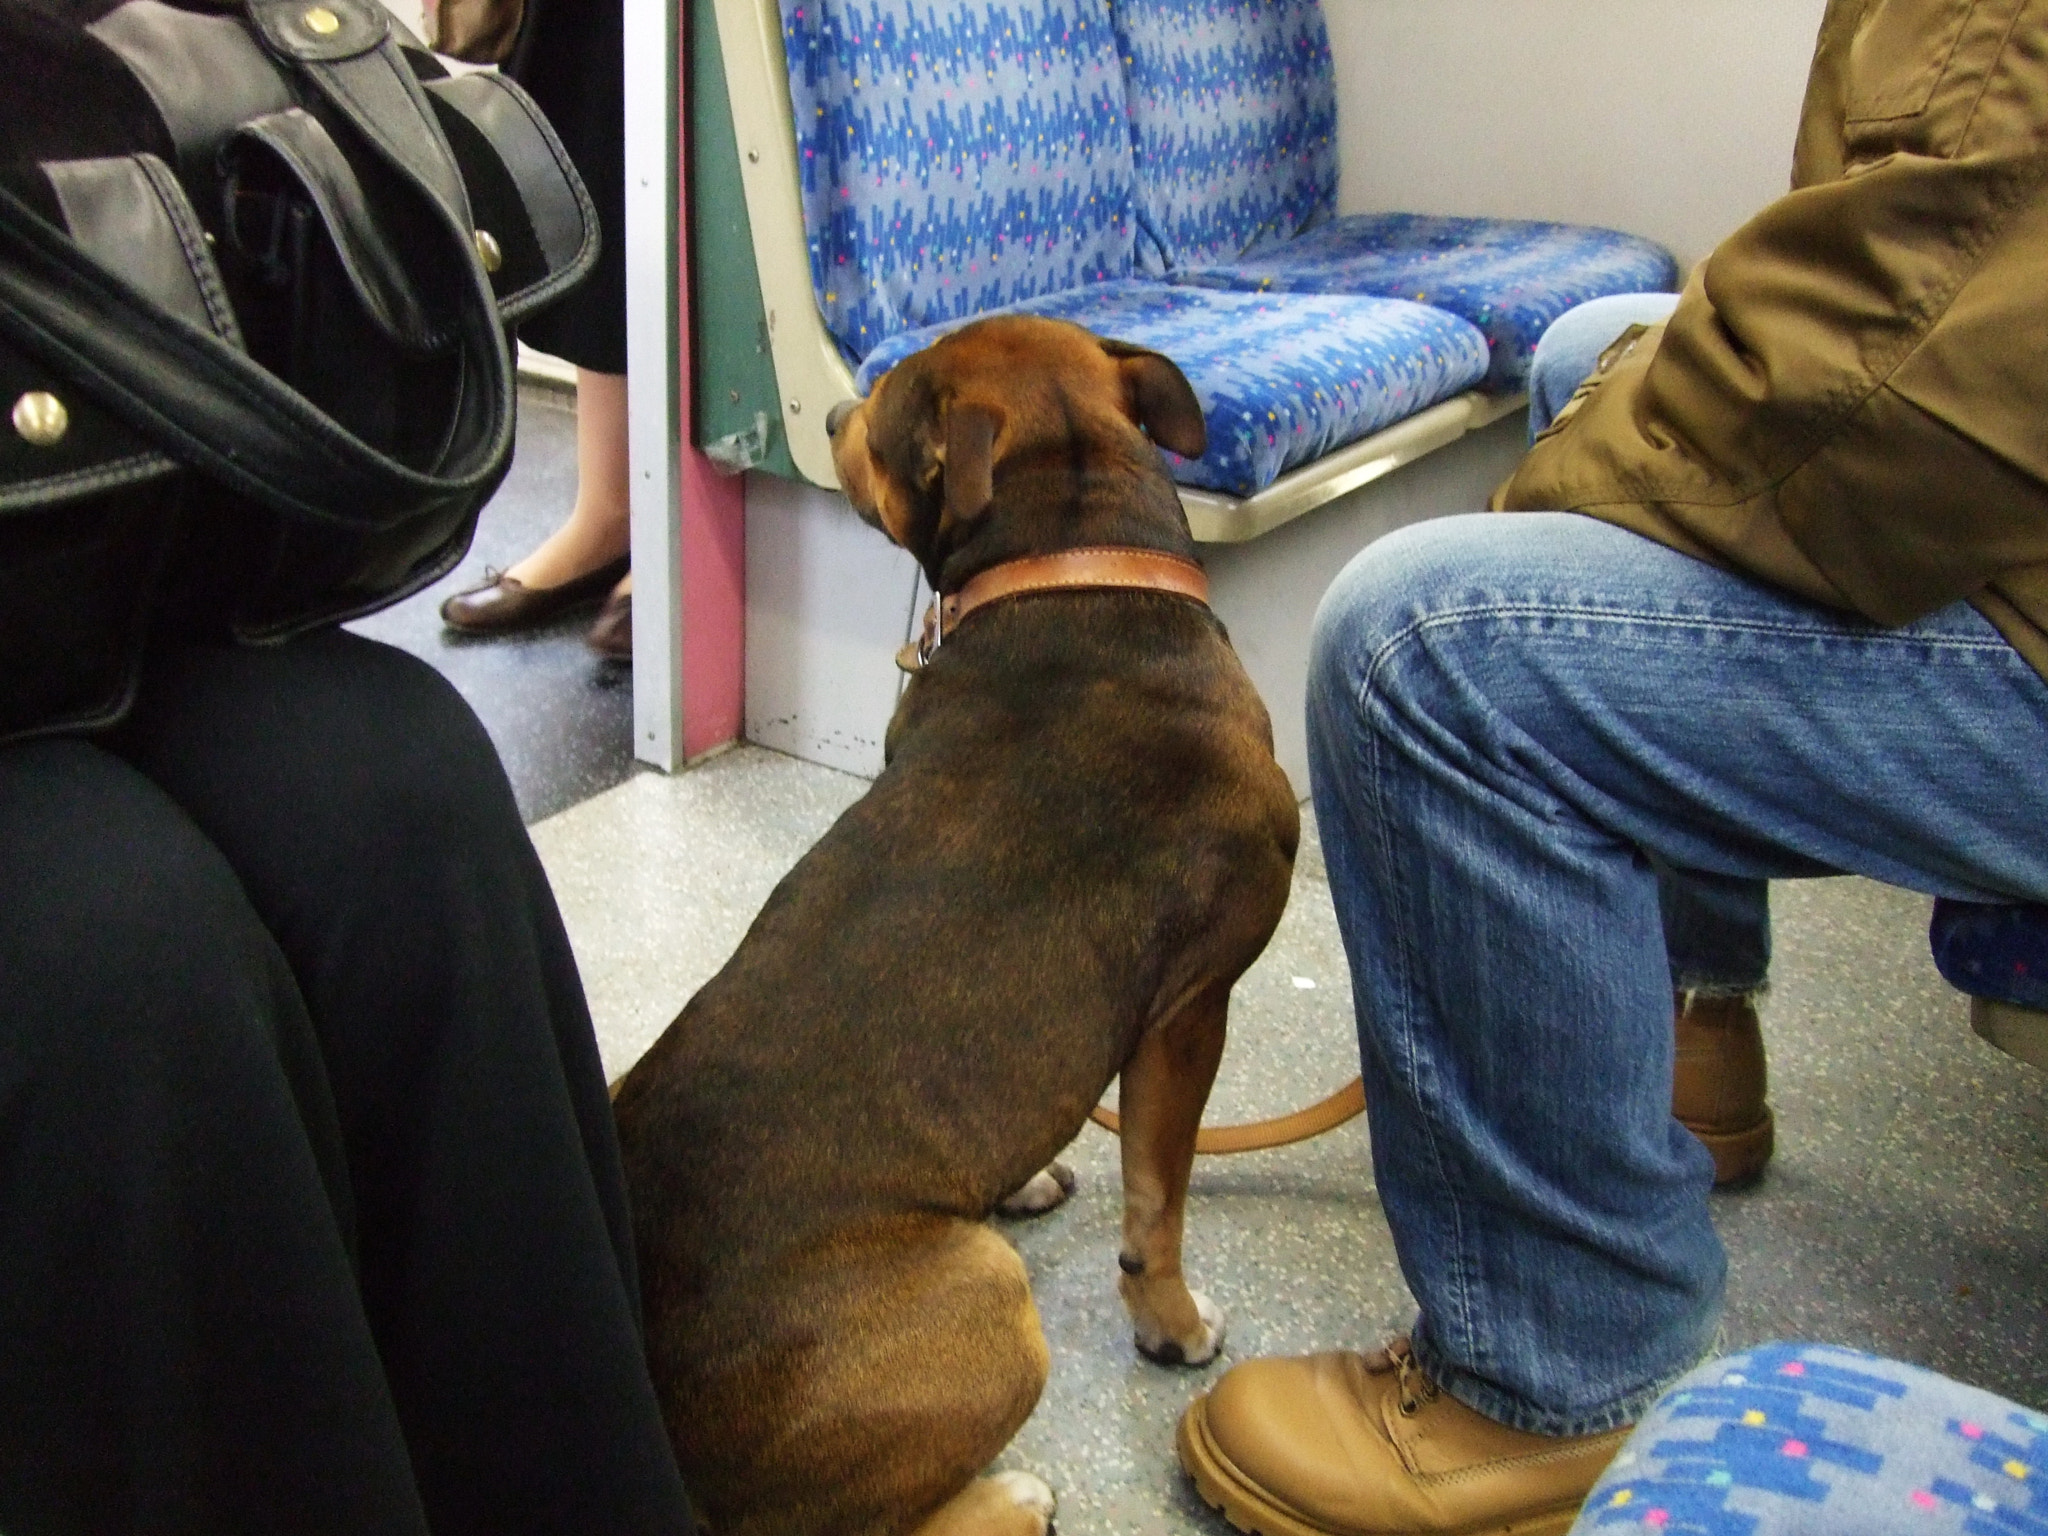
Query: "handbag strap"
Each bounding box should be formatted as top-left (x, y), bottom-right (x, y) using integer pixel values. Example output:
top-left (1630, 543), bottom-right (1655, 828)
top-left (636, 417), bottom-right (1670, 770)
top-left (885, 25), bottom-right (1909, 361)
top-left (0, 175), bottom-right (508, 529)
top-left (0, 0), bottom-right (514, 530)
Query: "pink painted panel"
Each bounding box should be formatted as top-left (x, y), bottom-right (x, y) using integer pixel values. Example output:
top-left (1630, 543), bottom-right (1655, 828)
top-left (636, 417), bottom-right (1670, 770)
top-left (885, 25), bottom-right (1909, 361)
top-left (676, 6), bottom-right (746, 761)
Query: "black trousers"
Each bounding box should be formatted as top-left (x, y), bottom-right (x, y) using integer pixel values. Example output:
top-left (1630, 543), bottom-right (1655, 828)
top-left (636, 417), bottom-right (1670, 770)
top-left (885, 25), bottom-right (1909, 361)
top-left (0, 631), bottom-right (693, 1536)
top-left (509, 0), bottom-right (626, 374)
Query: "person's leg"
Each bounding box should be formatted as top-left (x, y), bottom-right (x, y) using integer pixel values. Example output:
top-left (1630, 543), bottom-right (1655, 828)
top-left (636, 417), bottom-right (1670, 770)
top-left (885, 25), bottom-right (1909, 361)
top-left (439, 369), bottom-right (630, 633)
top-left (1533, 295), bottom-right (1771, 998)
top-left (1571, 1342), bottom-right (2048, 1535)
top-left (1665, 859), bottom-right (1777, 1186)
top-left (505, 368), bottom-right (631, 591)
top-left (1527, 293), bottom-right (1681, 439)
top-left (110, 629), bottom-right (692, 1536)
top-left (1306, 512), bottom-right (2048, 1428)
top-left (1533, 297), bottom-right (1771, 996)
top-left (1658, 863), bottom-right (1769, 994)
top-left (1532, 292), bottom-right (1777, 1181)
top-left (1183, 512), bottom-right (2048, 1535)
top-left (0, 739), bottom-right (431, 1536)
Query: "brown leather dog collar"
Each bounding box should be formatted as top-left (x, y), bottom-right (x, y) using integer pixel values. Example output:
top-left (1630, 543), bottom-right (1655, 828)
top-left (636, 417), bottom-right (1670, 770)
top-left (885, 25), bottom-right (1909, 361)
top-left (896, 546), bottom-right (1210, 674)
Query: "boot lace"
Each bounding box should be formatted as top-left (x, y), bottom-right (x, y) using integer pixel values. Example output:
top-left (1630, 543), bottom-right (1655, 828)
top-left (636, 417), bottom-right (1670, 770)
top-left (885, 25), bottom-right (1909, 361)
top-left (1386, 1338), bottom-right (1440, 1417)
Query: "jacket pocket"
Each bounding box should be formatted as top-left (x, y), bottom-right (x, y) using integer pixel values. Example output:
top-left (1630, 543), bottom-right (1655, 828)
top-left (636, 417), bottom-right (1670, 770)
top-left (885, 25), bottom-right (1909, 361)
top-left (1843, 0), bottom-right (1983, 123)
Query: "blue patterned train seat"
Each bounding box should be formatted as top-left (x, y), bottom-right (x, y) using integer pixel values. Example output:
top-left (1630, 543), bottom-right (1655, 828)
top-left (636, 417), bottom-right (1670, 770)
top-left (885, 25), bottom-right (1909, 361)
top-left (1929, 897), bottom-right (2048, 1069)
top-left (1109, 0), bottom-right (1681, 391)
top-left (1109, 0), bottom-right (1338, 272)
top-left (853, 283), bottom-right (1489, 496)
top-left (782, 0), bottom-right (1143, 363)
top-left (1573, 1342), bottom-right (2048, 1536)
top-left (778, 0), bottom-right (1672, 501)
top-left (1930, 900), bottom-right (2048, 1015)
top-left (1177, 212), bottom-right (1682, 393)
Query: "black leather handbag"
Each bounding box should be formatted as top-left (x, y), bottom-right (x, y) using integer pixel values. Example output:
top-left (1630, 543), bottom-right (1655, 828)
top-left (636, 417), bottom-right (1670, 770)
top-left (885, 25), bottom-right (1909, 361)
top-left (0, 0), bottom-right (596, 744)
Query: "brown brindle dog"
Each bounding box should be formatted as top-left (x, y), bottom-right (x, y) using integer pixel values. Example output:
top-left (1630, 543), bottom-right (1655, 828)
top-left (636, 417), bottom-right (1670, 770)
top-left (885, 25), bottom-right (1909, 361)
top-left (613, 314), bottom-right (1298, 1536)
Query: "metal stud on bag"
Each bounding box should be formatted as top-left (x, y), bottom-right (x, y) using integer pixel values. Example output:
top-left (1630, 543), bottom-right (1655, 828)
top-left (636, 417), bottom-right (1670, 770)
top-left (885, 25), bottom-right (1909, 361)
top-left (473, 228), bottom-right (503, 273)
top-left (11, 391), bottom-right (67, 447)
top-left (302, 6), bottom-right (340, 34)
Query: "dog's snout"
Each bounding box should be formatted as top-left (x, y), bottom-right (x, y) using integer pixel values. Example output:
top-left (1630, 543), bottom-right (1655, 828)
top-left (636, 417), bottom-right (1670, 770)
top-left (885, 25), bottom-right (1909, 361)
top-left (826, 398), bottom-right (856, 438)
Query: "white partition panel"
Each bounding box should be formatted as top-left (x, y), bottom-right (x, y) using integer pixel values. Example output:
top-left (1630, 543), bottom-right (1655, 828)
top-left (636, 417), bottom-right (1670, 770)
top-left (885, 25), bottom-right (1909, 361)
top-left (1325, 0), bottom-right (1830, 269)
top-left (625, 0), bottom-right (684, 768)
top-left (745, 473), bottom-right (921, 779)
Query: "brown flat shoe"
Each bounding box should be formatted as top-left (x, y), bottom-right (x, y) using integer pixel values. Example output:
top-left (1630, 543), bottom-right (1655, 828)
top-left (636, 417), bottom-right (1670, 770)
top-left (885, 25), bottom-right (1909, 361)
top-left (586, 585), bottom-right (631, 661)
top-left (439, 554), bottom-right (629, 635)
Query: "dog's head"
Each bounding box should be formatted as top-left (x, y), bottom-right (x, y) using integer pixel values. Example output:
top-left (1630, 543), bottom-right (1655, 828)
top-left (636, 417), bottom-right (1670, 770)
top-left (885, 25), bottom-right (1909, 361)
top-left (826, 315), bottom-right (1206, 574)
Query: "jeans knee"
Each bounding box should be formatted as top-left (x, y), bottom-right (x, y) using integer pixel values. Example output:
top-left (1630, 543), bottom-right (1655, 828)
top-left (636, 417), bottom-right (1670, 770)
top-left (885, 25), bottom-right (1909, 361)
top-left (1310, 515), bottom-right (1508, 733)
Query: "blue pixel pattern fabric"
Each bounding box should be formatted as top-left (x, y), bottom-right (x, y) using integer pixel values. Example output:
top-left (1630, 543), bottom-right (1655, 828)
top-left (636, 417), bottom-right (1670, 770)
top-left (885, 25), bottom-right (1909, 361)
top-left (852, 283), bottom-right (1489, 497)
top-left (1571, 1342), bottom-right (2048, 1535)
top-left (1929, 900), bottom-right (2048, 1011)
top-left (1175, 212), bottom-right (1681, 391)
top-left (781, 0), bottom-right (1141, 364)
top-left (1110, 0), bottom-right (1338, 273)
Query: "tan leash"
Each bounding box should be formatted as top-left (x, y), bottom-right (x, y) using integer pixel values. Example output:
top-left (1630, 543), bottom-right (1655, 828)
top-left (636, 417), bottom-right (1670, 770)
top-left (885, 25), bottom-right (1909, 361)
top-left (894, 547), bottom-right (1367, 1154)
top-left (1090, 1077), bottom-right (1365, 1154)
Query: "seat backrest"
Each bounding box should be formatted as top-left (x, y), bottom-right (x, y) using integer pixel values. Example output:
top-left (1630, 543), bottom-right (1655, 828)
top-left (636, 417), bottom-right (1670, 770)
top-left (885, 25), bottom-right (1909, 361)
top-left (1110, 0), bottom-right (1339, 273)
top-left (780, 0), bottom-right (1142, 363)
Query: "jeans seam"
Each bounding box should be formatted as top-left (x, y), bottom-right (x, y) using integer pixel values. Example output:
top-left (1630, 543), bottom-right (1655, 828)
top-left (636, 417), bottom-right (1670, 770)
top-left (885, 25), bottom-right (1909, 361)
top-left (1364, 602), bottom-right (2021, 665)
top-left (1356, 637), bottom-right (1479, 1370)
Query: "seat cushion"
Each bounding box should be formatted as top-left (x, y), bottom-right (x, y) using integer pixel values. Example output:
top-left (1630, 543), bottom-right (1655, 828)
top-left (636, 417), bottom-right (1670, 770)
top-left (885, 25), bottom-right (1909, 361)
top-left (1110, 0), bottom-right (1338, 273)
top-left (853, 282), bottom-right (1489, 497)
top-left (1929, 898), bottom-right (2048, 1012)
top-left (1173, 212), bottom-right (1682, 391)
top-left (781, 0), bottom-right (1141, 363)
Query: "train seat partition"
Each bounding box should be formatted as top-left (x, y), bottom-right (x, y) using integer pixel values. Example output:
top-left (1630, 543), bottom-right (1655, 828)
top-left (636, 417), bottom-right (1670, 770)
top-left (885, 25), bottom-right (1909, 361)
top-left (717, 0), bottom-right (1677, 530)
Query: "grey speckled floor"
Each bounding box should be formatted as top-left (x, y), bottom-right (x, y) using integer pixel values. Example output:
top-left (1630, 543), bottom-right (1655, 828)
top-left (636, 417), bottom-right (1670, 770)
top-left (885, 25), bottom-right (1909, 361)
top-left (532, 744), bottom-right (2048, 1534)
top-left (348, 383), bottom-right (639, 824)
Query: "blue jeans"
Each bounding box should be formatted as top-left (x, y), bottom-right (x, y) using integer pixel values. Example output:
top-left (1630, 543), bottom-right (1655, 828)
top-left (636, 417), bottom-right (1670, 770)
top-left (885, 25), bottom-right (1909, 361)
top-left (1528, 292), bottom-right (1682, 441)
top-left (1306, 514), bottom-right (2048, 1434)
top-left (1570, 1342), bottom-right (2048, 1534)
top-left (1532, 293), bottom-right (1768, 995)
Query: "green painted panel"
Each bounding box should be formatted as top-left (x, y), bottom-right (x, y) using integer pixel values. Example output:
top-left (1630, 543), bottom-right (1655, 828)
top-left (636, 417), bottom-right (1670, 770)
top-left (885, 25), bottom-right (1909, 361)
top-left (688, 0), bottom-right (798, 479)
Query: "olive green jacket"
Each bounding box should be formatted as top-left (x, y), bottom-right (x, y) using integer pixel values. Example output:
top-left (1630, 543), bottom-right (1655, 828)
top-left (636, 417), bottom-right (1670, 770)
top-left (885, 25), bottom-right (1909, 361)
top-left (1500, 0), bottom-right (2048, 681)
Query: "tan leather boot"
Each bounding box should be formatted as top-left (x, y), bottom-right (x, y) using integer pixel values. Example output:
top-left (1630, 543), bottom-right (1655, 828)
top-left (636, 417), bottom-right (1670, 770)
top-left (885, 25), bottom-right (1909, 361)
top-left (1672, 992), bottom-right (1773, 1186)
top-left (1177, 1339), bottom-right (1627, 1536)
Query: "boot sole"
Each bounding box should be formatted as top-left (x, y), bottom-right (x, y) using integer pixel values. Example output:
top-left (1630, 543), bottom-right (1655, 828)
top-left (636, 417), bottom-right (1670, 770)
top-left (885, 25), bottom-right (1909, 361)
top-left (1176, 1394), bottom-right (1580, 1536)
top-left (1686, 1106), bottom-right (1775, 1188)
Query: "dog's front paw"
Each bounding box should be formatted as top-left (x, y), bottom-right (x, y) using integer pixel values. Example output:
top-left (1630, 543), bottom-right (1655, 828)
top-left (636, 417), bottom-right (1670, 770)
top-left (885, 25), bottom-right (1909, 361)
top-left (995, 1161), bottom-right (1076, 1219)
top-left (1132, 1286), bottom-right (1224, 1368)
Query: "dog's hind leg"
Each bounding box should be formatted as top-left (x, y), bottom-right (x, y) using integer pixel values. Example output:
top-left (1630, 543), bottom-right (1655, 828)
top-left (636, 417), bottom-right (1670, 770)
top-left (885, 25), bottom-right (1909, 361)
top-left (1115, 980), bottom-right (1230, 1366)
top-left (907, 1472), bottom-right (1056, 1536)
top-left (708, 1220), bottom-right (1052, 1536)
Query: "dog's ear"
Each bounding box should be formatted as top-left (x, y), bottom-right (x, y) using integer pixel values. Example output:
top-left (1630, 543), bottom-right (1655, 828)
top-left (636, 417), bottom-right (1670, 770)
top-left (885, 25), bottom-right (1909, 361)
top-left (942, 398), bottom-right (1004, 525)
top-left (1100, 339), bottom-right (1207, 460)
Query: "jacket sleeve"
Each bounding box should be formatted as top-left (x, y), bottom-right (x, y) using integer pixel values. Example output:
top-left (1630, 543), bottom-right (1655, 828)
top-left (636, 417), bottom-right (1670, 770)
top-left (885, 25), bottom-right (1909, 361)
top-left (1499, 0), bottom-right (2048, 629)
